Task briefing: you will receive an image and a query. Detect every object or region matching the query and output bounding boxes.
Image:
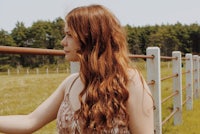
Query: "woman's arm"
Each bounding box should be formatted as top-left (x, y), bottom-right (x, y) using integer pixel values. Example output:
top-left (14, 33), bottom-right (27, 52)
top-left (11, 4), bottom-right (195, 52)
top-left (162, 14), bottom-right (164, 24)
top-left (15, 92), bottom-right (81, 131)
top-left (127, 70), bottom-right (154, 134)
top-left (0, 73), bottom-right (78, 134)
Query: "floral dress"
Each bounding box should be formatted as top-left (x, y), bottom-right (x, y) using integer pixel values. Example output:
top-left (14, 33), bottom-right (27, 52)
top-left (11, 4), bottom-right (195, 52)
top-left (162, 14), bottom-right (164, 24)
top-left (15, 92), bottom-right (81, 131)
top-left (57, 76), bottom-right (131, 134)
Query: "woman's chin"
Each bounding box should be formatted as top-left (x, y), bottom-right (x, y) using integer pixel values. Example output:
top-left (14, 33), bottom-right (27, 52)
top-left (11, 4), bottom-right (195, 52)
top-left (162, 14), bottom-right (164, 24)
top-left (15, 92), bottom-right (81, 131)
top-left (65, 56), bottom-right (79, 62)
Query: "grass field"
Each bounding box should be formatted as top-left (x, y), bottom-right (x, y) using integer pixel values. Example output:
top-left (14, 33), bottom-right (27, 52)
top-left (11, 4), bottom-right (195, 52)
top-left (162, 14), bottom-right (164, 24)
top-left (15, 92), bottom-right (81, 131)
top-left (0, 63), bottom-right (200, 133)
top-left (0, 73), bottom-right (68, 134)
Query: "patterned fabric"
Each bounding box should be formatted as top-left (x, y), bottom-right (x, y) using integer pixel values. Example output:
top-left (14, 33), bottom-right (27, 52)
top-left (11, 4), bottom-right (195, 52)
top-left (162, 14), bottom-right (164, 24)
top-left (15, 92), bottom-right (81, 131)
top-left (57, 93), bottom-right (81, 134)
top-left (56, 77), bottom-right (131, 134)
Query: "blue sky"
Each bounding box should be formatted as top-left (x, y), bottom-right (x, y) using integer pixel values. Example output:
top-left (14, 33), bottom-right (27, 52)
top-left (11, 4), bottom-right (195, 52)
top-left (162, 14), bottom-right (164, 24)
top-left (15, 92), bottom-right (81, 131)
top-left (1, 0), bottom-right (200, 32)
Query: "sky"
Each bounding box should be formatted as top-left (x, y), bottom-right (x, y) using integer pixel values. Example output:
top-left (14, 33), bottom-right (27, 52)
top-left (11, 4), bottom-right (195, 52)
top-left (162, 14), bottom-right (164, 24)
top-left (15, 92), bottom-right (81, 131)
top-left (1, 0), bottom-right (200, 32)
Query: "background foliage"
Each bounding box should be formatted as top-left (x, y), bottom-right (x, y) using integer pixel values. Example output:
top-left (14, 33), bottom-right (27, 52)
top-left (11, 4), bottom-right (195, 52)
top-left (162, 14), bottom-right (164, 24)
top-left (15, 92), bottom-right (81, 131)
top-left (1, 18), bottom-right (200, 69)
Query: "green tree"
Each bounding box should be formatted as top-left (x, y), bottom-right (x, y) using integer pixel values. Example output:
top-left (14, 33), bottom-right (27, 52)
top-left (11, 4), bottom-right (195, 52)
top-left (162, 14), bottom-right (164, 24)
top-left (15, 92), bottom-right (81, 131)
top-left (0, 30), bottom-right (15, 46)
top-left (137, 25), bottom-right (159, 54)
top-left (11, 22), bottom-right (27, 47)
top-left (149, 25), bottom-right (179, 56)
top-left (51, 17), bottom-right (65, 49)
top-left (0, 30), bottom-right (19, 68)
top-left (172, 23), bottom-right (191, 55)
top-left (188, 23), bottom-right (200, 55)
top-left (125, 25), bottom-right (141, 54)
top-left (1, 19), bottom-right (200, 69)
top-left (51, 17), bottom-right (65, 65)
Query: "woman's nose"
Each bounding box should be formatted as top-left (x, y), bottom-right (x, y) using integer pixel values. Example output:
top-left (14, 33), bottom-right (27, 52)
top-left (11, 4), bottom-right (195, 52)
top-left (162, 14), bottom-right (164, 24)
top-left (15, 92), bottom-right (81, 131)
top-left (61, 38), bottom-right (67, 46)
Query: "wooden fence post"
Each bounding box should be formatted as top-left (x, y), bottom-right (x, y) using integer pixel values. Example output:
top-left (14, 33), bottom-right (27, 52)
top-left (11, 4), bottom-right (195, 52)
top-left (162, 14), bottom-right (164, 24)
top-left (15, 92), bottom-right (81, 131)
top-left (26, 68), bottom-right (29, 75)
top-left (17, 68), bottom-right (19, 75)
top-left (146, 47), bottom-right (161, 134)
top-left (36, 68), bottom-right (39, 75)
top-left (172, 51), bottom-right (182, 125)
top-left (186, 54), bottom-right (193, 110)
top-left (46, 68), bottom-right (49, 75)
top-left (193, 55), bottom-right (199, 99)
top-left (7, 69), bottom-right (10, 75)
top-left (56, 67), bottom-right (59, 74)
top-left (198, 56), bottom-right (200, 98)
top-left (70, 62), bottom-right (80, 74)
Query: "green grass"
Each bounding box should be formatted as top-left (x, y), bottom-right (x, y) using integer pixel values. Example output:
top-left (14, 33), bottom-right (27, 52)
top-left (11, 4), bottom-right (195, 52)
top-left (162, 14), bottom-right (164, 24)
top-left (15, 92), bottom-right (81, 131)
top-left (1, 63), bottom-right (200, 133)
top-left (0, 73), bottom-right (68, 134)
top-left (163, 99), bottom-right (200, 134)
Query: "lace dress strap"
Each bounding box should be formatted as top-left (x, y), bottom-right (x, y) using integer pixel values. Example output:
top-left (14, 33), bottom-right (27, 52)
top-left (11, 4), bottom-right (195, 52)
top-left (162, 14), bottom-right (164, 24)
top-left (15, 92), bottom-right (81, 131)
top-left (67, 75), bottom-right (79, 95)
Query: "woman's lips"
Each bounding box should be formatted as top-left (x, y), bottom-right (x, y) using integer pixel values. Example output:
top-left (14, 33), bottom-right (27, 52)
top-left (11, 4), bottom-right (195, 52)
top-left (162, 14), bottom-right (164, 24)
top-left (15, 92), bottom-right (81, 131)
top-left (64, 50), bottom-right (70, 54)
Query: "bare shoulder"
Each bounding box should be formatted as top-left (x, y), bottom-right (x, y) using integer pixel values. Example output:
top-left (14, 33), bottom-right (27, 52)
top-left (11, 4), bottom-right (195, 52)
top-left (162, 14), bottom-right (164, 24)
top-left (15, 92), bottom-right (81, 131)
top-left (126, 68), bottom-right (145, 89)
top-left (127, 68), bottom-right (141, 81)
top-left (126, 68), bottom-right (153, 109)
top-left (66, 73), bottom-right (79, 82)
top-left (59, 73), bottom-right (79, 93)
top-left (127, 68), bottom-right (151, 94)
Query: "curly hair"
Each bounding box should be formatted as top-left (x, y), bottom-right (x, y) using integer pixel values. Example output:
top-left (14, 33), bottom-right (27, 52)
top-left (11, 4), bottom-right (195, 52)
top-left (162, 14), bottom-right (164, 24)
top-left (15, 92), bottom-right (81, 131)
top-left (66, 5), bottom-right (132, 131)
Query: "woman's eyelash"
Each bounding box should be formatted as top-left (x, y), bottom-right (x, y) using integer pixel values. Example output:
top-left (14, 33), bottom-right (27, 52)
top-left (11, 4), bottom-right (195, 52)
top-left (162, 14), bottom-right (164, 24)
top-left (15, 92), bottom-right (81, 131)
top-left (65, 32), bottom-right (72, 36)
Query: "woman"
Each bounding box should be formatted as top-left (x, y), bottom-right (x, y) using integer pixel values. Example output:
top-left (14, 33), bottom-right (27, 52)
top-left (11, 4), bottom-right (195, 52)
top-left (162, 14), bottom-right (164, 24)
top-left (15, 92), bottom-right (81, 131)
top-left (0, 4), bottom-right (154, 134)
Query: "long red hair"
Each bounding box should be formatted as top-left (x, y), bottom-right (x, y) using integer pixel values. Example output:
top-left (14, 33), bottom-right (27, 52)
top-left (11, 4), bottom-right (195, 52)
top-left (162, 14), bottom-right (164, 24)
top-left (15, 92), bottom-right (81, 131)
top-left (66, 4), bottom-right (132, 131)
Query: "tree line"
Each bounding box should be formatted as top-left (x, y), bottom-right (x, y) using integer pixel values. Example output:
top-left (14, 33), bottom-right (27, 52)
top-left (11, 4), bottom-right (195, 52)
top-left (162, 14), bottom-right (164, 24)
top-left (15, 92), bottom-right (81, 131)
top-left (0, 17), bottom-right (65, 70)
top-left (125, 23), bottom-right (200, 56)
top-left (1, 17), bottom-right (200, 70)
